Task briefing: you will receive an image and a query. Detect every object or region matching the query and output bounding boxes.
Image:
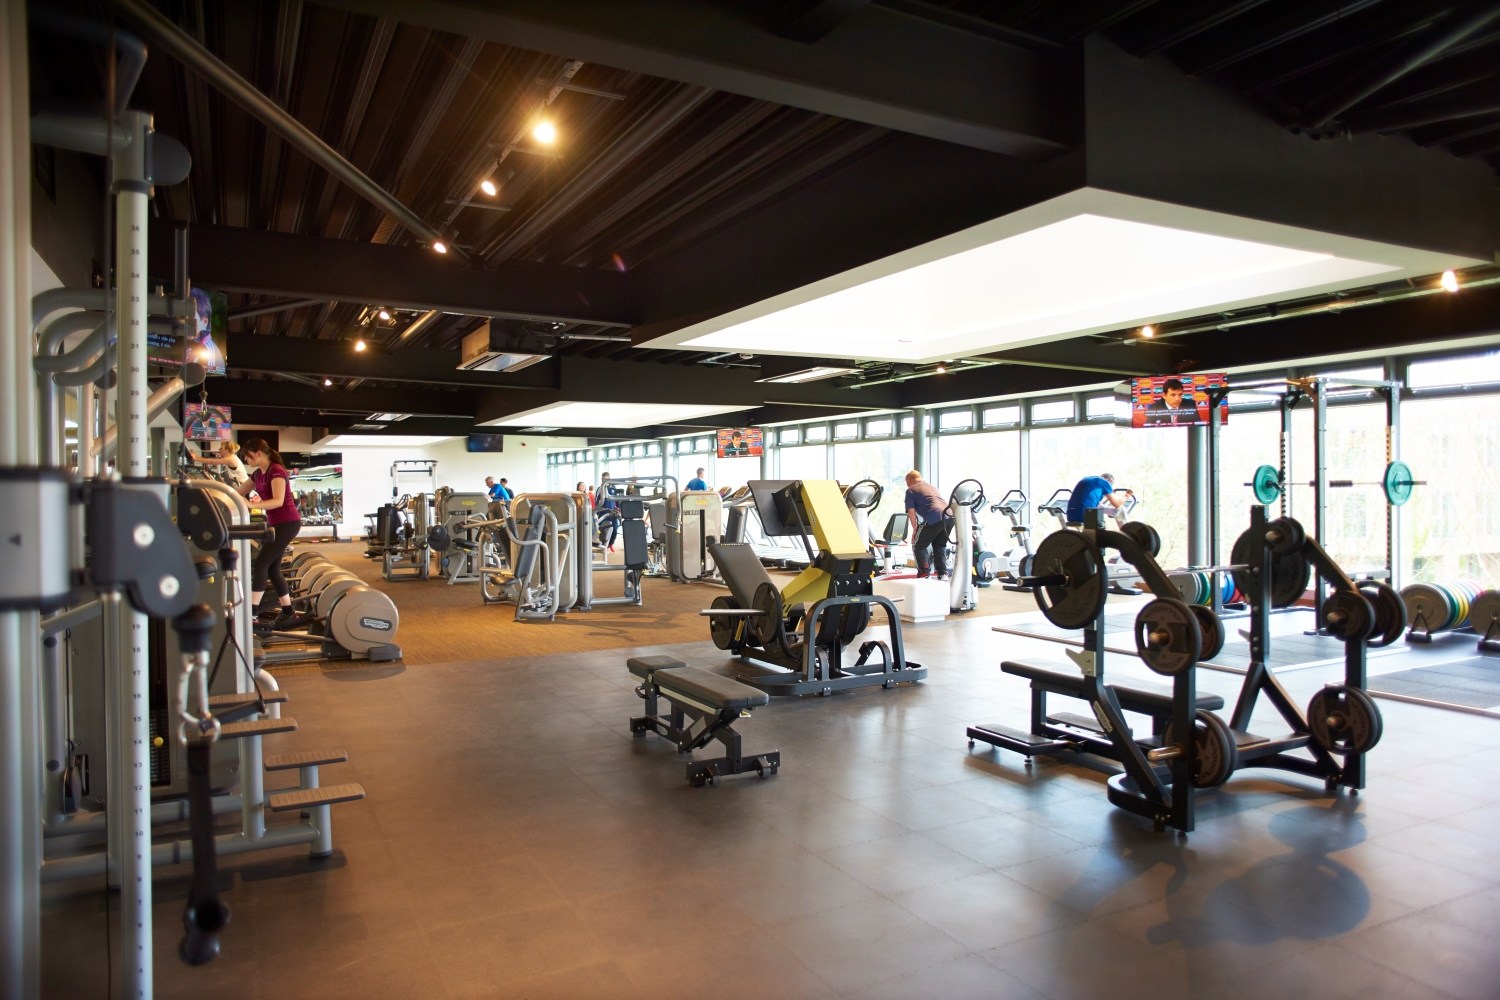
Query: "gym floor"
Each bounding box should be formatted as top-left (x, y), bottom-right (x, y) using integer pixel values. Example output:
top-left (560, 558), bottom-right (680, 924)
top-left (40, 599), bottom-right (1500, 999)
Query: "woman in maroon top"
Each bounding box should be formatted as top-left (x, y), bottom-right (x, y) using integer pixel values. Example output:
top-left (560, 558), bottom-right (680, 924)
top-left (234, 438), bottom-right (301, 627)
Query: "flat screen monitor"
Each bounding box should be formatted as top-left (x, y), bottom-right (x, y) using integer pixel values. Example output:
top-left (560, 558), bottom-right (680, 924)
top-left (716, 426), bottom-right (763, 459)
top-left (183, 402), bottom-right (232, 442)
top-left (1119, 373), bottom-right (1229, 428)
top-left (466, 433), bottom-right (505, 453)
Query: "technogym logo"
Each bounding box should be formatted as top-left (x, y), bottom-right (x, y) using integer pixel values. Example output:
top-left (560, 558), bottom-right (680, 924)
top-left (360, 617), bottom-right (393, 631)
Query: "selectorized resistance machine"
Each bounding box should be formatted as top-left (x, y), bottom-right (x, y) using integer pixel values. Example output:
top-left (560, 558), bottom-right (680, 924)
top-left (703, 479), bottom-right (926, 696)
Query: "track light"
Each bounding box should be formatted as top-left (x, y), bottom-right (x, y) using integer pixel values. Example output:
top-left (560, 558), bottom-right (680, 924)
top-left (1139, 324), bottom-right (1156, 338)
top-left (479, 178), bottom-right (498, 197)
top-left (431, 239), bottom-right (449, 255)
top-left (354, 338), bottom-right (367, 352)
top-left (377, 307), bottom-right (391, 322)
top-left (1440, 269), bottom-right (1459, 293)
top-left (323, 377), bottom-right (333, 387)
top-left (532, 120), bottom-right (557, 144)
top-left (934, 363), bottom-right (947, 374)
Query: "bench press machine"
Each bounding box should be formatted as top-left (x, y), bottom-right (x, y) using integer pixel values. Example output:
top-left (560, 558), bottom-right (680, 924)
top-left (703, 479), bottom-right (926, 696)
top-left (627, 656), bottom-right (780, 785)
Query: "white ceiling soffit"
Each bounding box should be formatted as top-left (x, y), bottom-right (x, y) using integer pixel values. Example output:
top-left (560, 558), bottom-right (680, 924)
top-left (640, 189), bottom-right (1485, 365)
top-left (480, 401), bottom-right (746, 430)
top-left (318, 434), bottom-right (457, 448)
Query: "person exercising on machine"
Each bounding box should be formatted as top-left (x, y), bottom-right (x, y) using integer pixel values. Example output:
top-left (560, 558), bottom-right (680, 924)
top-left (235, 439), bottom-right (302, 628)
top-left (1065, 473), bottom-right (1132, 526)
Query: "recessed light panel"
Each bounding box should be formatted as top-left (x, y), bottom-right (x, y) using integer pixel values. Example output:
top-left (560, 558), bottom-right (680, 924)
top-left (482, 401), bottom-right (744, 429)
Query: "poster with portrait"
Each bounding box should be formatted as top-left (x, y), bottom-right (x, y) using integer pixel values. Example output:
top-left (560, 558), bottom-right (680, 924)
top-left (183, 402), bottom-right (233, 442)
top-left (716, 427), bottom-right (763, 458)
top-left (1123, 373), bottom-right (1228, 428)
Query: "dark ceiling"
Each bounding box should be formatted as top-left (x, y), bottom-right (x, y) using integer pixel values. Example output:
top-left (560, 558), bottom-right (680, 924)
top-left (28, 0), bottom-right (1500, 441)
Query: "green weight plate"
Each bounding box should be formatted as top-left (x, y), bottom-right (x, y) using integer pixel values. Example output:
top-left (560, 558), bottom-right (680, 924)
top-left (1383, 460), bottom-right (1415, 506)
top-left (1190, 604), bottom-right (1225, 661)
top-left (1358, 582), bottom-right (1407, 648)
top-left (1031, 530), bottom-right (1109, 630)
top-left (1319, 590), bottom-right (1373, 643)
top-left (1134, 597), bottom-right (1203, 676)
top-left (1469, 590), bottom-right (1500, 633)
top-left (1402, 583), bottom-right (1451, 632)
top-left (1436, 583), bottom-right (1461, 631)
top-left (1251, 464), bottom-right (1283, 505)
top-left (1307, 685), bottom-right (1383, 755)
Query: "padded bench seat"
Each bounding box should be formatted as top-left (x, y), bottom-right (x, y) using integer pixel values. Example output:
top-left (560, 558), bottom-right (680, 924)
top-left (627, 655), bottom-right (779, 785)
top-left (1001, 660), bottom-right (1224, 713)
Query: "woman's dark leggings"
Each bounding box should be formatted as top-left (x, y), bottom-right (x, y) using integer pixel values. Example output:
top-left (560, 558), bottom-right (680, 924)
top-left (252, 522), bottom-right (301, 597)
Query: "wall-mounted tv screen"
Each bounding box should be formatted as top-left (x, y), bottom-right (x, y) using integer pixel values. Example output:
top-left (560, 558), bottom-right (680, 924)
top-left (467, 432), bottom-right (505, 453)
top-left (149, 288), bottom-right (228, 374)
top-left (183, 402), bottom-right (233, 441)
top-left (1119, 373), bottom-right (1229, 428)
top-left (716, 426), bottom-right (763, 458)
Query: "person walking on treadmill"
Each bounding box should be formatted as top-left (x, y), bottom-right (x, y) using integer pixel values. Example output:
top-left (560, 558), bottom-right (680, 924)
top-left (1065, 473), bottom-right (1132, 526)
top-left (904, 470), bottom-right (952, 580)
top-left (235, 438), bottom-right (302, 628)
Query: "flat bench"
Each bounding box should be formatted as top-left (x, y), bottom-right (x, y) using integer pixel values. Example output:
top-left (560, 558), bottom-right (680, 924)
top-left (627, 655), bottom-right (780, 785)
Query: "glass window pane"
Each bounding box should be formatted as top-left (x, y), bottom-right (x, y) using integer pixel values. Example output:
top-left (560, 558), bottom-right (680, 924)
top-left (865, 417), bottom-right (893, 438)
top-left (899, 415), bottom-right (914, 435)
top-left (981, 405), bottom-right (1020, 427)
top-left (779, 427), bottom-right (801, 445)
top-left (833, 421), bottom-right (859, 440)
top-left (936, 432), bottom-right (1020, 536)
top-left (1285, 403), bottom-right (1388, 572)
top-left (1085, 396), bottom-right (1114, 419)
top-left (1030, 400), bottom-right (1074, 422)
top-left (833, 440), bottom-right (909, 539)
top-left (938, 409), bottom-right (973, 432)
top-left (779, 444), bottom-right (826, 480)
top-left (1407, 351), bottom-right (1500, 389)
top-left (695, 438), bottom-right (710, 452)
top-left (1402, 394), bottom-right (1500, 582)
top-left (806, 425), bottom-right (829, 443)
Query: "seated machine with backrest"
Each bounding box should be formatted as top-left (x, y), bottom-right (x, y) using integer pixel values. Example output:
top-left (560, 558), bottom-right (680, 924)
top-left (627, 655), bottom-right (780, 785)
top-left (704, 479), bottom-right (926, 696)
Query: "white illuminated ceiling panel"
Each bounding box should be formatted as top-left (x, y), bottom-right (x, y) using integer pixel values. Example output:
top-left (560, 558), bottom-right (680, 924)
top-left (641, 189), bottom-right (1480, 364)
top-left (482, 401), bottom-right (745, 429)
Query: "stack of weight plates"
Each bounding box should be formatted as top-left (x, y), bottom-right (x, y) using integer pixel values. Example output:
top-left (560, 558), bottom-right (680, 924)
top-left (1400, 581), bottom-right (1485, 633)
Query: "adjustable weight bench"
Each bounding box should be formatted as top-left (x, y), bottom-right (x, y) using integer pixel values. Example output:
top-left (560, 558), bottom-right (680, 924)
top-left (1002, 659), bottom-right (1224, 735)
top-left (627, 655), bottom-right (781, 785)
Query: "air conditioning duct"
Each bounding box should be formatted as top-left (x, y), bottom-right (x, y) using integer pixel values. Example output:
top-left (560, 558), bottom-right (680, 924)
top-left (458, 320), bottom-right (550, 373)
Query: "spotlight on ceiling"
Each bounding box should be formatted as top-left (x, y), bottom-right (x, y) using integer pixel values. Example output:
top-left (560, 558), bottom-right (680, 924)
top-left (323, 377), bottom-right (333, 387)
top-left (1440, 269), bottom-right (1460, 293)
top-left (532, 120), bottom-right (557, 144)
top-left (377, 307), bottom-right (391, 322)
top-left (354, 337), bottom-right (367, 353)
top-left (934, 363), bottom-right (947, 374)
top-left (1139, 324), bottom-right (1156, 338)
top-left (479, 178), bottom-right (498, 198)
top-left (431, 239), bottom-right (449, 255)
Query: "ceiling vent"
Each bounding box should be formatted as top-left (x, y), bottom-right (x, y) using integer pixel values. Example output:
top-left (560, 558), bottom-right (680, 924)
top-left (459, 320), bottom-right (550, 373)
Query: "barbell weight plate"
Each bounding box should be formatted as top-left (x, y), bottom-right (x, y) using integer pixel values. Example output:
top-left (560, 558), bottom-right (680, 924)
top-left (1229, 527), bottom-right (1261, 604)
top-left (1468, 589), bottom-right (1500, 632)
top-left (1168, 573), bottom-right (1195, 604)
top-left (1251, 464), bottom-right (1283, 505)
top-left (1189, 604), bottom-right (1226, 662)
top-left (749, 582), bottom-right (783, 646)
top-left (1358, 581), bottom-right (1407, 648)
top-left (1401, 583), bottom-right (1451, 632)
top-left (1307, 685), bottom-right (1384, 755)
top-left (1031, 530), bottom-right (1109, 631)
top-left (1383, 460), bottom-right (1415, 507)
top-left (1319, 590), bottom-right (1374, 643)
top-left (708, 595), bottom-right (739, 650)
top-left (1120, 520), bottom-right (1162, 559)
top-left (1265, 517), bottom-right (1306, 555)
top-left (1134, 597), bottom-right (1203, 676)
top-left (1163, 710), bottom-right (1238, 789)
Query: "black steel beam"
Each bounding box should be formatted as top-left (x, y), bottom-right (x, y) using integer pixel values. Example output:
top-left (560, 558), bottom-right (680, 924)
top-left (985, 338), bottom-right (1178, 377)
top-left (150, 225), bottom-right (636, 326)
top-left (319, 0), bottom-right (1077, 156)
top-left (206, 377), bottom-right (478, 417)
top-left (225, 332), bottom-right (561, 389)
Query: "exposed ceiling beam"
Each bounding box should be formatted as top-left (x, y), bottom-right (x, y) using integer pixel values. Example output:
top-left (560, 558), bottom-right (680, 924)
top-left (318, 0), bottom-right (1077, 156)
top-left (207, 378), bottom-right (478, 417)
top-left (225, 332), bottom-right (560, 389)
top-left (984, 339), bottom-right (1177, 376)
top-left (150, 225), bottom-right (636, 326)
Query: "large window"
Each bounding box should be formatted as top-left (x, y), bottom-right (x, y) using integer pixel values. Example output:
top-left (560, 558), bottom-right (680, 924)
top-left (1286, 402), bottom-right (1389, 573)
top-left (778, 444), bottom-right (827, 481)
top-left (833, 439), bottom-right (910, 537)
top-left (937, 430), bottom-right (1021, 556)
top-left (1402, 394), bottom-right (1500, 582)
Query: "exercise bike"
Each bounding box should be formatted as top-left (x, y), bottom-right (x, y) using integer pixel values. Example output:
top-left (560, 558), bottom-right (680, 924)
top-left (988, 489), bottom-right (1035, 592)
top-left (945, 479), bottom-right (987, 613)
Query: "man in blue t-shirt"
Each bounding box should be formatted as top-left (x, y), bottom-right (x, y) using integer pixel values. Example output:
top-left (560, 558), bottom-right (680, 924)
top-left (904, 471), bottom-right (952, 579)
top-left (685, 468), bottom-right (708, 491)
top-left (1065, 473), bottom-right (1131, 525)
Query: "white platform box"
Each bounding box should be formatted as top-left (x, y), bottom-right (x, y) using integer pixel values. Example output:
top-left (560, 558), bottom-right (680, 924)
top-left (872, 577), bottom-right (950, 624)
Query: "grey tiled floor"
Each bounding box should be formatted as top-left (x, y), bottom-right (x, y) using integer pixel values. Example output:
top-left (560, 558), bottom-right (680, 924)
top-left (40, 607), bottom-right (1500, 999)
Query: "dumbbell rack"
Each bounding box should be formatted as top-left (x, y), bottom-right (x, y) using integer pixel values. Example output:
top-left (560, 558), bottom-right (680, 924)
top-left (1217, 506), bottom-right (1382, 794)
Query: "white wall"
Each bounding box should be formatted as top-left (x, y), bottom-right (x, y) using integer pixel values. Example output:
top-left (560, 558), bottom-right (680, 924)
top-left (331, 434), bottom-right (588, 534)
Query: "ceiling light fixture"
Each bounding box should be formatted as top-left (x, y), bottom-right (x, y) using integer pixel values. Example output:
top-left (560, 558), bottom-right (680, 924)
top-left (323, 377), bottom-right (333, 387)
top-left (479, 178), bottom-right (498, 198)
top-left (532, 120), bottom-right (557, 144)
top-left (1139, 324), bottom-right (1156, 338)
top-left (431, 239), bottom-right (449, 255)
top-left (756, 365), bottom-right (862, 384)
top-left (1440, 269), bottom-right (1460, 293)
top-left (934, 363), bottom-right (947, 374)
top-left (368, 413), bottom-right (412, 423)
top-left (377, 308), bottom-right (391, 322)
top-left (353, 337), bottom-right (367, 352)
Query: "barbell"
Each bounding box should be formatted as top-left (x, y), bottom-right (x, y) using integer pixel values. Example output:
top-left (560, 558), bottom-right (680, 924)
top-left (1248, 462), bottom-right (1424, 507)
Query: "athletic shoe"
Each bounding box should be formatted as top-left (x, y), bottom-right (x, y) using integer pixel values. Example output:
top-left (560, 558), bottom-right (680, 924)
top-left (270, 610), bottom-right (298, 631)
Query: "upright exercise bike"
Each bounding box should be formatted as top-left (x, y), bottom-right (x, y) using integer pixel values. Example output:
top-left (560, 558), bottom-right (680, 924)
top-left (989, 489), bottom-right (1035, 592)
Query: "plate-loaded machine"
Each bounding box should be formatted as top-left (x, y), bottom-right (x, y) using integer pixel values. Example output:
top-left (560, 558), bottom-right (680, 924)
top-left (426, 489), bottom-right (493, 584)
top-left (704, 479), bottom-right (926, 696)
top-left (969, 508), bottom-right (1388, 834)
